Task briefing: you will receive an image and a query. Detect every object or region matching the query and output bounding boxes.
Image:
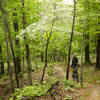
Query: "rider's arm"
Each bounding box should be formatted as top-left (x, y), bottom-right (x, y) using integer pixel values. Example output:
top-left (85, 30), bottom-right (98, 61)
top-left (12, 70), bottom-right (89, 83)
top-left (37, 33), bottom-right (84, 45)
top-left (78, 59), bottom-right (81, 66)
top-left (70, 58), bottom-right (72, 66)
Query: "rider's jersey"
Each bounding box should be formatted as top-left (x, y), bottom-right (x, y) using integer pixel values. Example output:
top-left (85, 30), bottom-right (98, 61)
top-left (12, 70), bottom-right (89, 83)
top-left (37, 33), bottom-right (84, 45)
top-left (70, 57), bottom-right (80, 68)
top-left (72, 57), bottom-right (78, 65)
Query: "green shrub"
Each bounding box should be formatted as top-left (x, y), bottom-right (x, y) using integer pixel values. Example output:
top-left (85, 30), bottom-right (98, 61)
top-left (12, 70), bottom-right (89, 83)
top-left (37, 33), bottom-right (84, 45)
top-left (64, 95), bottom-right (72, 100)
top-left (62, 79), bottom-right (74, 87)
top-left (0, 75), bottom-right (9, 84)
top-left (10, 79), bottom-right (58, 100)
top-left (62, 79), bottom-right (75, 92)
top-left (10, 81), bottom-right (49, 100)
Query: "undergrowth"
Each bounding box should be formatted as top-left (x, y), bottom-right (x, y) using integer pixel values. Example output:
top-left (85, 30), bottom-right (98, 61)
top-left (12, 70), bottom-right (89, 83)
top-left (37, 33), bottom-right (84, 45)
top-left (10, 77), bottom-right (58, 100)
top-left (62, 79), bottom-right (87, 92)
top-left (64, 95), bottom-right (72, 100)
top-left (0, 74), bottom-right (9, 85)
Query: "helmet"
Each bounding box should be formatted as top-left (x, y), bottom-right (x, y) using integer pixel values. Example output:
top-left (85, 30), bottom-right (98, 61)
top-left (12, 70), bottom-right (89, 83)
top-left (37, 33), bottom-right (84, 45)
top-left (73, 54), bottom-right (77, 58)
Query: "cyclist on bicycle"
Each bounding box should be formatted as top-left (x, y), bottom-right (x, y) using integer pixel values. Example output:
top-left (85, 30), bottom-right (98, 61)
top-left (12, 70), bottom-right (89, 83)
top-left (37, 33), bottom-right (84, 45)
top-left (70, 54), bottom-right (80, 82)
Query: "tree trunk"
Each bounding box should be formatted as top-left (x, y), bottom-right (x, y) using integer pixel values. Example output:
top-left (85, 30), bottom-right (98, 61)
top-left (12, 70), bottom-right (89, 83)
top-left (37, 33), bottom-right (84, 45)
top-left (0, 45), bottom-right (4, 75)
top-left (85, 33), bottom-right (90, 64)
top-left (0, 0), bottom-right (14, 92)
top-left (0, 0), bottom-right (19, 88)
top-left (84, 0), bottom-right (90, 64)
top-left (95, 1), bottom-right (100, 69)
top-left (80, 0), bottom-right (87, 86)
top-left (22, 0), bottom-right (32, 85)
top-left (21, 48), bottom-right (25, 83)
top-left (8, 31), bottom-right (19, 88)
top-left (96, 35), bottom-right (100, 70)
top-left (66, 0), bottom-right (76, 80)
top-left (41, 2), bottom-right (56, 82)
top-left (22, 49), bottom-right (25, 72)
top-left (25, 44), bottom-right (32, 85)
top-left (13, 11), bottom-right (21, 74)
top-left (41, 32), bottom-right (52, 82)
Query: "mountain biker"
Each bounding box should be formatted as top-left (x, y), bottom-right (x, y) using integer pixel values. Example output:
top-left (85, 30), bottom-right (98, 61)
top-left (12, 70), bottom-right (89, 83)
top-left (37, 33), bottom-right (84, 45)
top-left (70, 54), bottom-right (80, 82)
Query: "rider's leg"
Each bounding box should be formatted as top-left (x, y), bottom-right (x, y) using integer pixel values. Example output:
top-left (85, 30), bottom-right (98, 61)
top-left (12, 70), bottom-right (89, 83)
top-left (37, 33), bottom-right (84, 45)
top-left (72, 70), bottom-right (75, 81)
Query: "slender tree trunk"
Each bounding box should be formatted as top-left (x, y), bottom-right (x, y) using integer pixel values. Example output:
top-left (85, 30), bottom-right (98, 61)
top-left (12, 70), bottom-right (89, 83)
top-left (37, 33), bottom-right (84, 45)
top-left (21, 0), bottom-right (32, 85)
top-left (80, 0), bottom-right (87, 86)
top-left (22, 49), bottom-right (25, 72)
top-left (8, 32), bottom-right (19, 88)
top-left (96, 14), bottom-right (100, 70)
top-left (41, 2), bottom-right (56, 82)
top-left (96, 35), bottom-right (100, 70)
top-left (4, 10), bottom-right (19, 88)
top-left (21, 47), bottom-right (25, 83)
top-left (0, 0), bottom-right (19, 88)
top-left (4, 24), bottom-right (14, 93)
top-left (25, 44), bottom-right (32, 85)
top-left (84, 0), bottom-right (90, 64)
top-left (66, 0), bottom-right (76, 80)
top-left (0, 0), bottom-right (14, 92)
top-left (41, 32), bottom-right (52, 82)
top-left (13, 11), bottom-right (21, 74)
top-left (0, 45), bottom-right (4, 75)
top-left (85, 33), bottom-right (90, 64)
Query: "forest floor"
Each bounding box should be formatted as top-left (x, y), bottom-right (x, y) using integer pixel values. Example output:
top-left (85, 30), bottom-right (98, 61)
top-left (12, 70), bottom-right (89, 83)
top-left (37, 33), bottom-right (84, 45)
top-left (0, 63), bottom-right (100, 100)
top-left (54, 64), bottom-right (100, 100)
top-left (53, 64), bottom-right (100, 100)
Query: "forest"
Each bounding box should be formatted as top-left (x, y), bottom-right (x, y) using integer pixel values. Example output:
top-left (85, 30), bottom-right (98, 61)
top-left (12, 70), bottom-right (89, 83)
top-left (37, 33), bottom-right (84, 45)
top-left (0, 0), bottom-right (100, 100)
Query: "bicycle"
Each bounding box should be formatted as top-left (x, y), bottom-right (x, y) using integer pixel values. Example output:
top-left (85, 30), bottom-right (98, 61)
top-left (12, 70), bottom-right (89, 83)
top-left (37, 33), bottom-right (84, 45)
top-left (72, 66), bottom-right (79, 82)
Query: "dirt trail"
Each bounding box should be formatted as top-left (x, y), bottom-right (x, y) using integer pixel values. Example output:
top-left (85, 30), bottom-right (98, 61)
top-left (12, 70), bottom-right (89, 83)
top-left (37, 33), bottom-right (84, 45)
top-left (88, 86), bottom-right (100, 100)
top-left (75, 86), bottom-right (100, 100)
top-left (54, 66), bottom-right (66, 78)
top-left (54, 65), bottom-right (100, 100)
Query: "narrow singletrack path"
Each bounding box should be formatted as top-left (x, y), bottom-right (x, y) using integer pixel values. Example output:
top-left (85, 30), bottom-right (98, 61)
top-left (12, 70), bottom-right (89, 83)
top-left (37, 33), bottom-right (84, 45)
top-left (54, 65), bottom-right (100, 100)
top-left (75, 86), bottom-right (100, 100)
top-left (89, 86), bottom-right (100, 100)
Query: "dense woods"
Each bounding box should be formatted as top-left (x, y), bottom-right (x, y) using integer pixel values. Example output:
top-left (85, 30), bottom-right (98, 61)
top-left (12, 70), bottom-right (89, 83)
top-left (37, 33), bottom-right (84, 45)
top-left (0, 0), bottom-right (100, 100)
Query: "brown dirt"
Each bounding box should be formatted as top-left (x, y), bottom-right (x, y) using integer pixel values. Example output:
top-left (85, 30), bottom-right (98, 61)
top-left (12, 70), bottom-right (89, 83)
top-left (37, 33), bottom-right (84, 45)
top-left (54, 65), bottom-right (66, 78)
top-left (74, 86), bottom-right (100, 100)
